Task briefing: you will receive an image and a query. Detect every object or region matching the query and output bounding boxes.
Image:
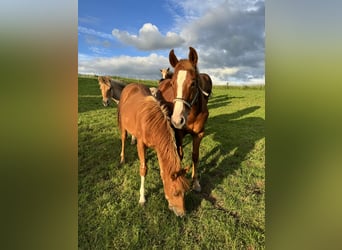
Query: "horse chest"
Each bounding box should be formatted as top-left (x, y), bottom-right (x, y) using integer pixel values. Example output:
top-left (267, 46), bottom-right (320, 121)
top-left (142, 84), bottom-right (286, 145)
top-left (186, 106), bottom-right (209, 133)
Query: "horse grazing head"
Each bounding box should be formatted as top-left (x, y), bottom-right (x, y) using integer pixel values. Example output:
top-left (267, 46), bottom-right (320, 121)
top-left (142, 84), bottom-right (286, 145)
top-left (163, 168), bottom-right (190, 217)
top-left (169, 47), bottom-right (199, 129)
top-left (98, 76), bottom-right (112, 107)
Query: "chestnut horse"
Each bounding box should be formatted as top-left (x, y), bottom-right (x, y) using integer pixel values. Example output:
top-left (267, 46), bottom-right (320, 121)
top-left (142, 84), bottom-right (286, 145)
top-left (157, 47), bottom-right (212, 192)
top-left (118, 83), bottom-right (190, 216)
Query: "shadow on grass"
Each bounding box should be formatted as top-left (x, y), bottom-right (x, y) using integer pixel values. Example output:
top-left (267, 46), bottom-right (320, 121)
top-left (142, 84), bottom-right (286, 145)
top-left (185, 105), bottom-right (265, 218)
top-left (206, 94), bottom-right (244, 110)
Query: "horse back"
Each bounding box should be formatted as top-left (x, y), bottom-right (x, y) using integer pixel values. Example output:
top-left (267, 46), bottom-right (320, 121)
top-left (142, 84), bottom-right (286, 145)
top-left (119, 83), bottom-right (151, 104)
top-left (199, 73), bottom-right (213, 99)
top-left (118, 83), bottom-right (153, 138)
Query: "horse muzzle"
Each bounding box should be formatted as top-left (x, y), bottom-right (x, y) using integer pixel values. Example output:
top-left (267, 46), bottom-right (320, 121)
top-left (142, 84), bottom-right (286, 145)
top-left (171, 115), bottom-right (186, 129)
top-left (102, 100), bottom-right (110, 107)
top-left (169, 205), bottom-right (185, 217)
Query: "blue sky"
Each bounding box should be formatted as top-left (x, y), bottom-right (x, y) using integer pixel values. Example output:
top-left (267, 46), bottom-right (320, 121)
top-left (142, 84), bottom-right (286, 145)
top-left (78, 0), bottom-right (265, 85)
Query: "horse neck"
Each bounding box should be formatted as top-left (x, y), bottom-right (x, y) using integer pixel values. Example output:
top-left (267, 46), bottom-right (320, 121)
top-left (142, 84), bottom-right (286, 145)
top-left (192, 77), bottom-right (207, 113)
top-left (154, 133), bottom-right (181, 179)
top-left (110, 80), bottom-right (124, 99)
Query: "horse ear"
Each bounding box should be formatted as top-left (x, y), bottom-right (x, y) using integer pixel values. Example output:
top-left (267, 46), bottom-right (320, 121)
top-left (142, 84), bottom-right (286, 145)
top-left (167, 67), bottom-right (170, 71)
top-left (171, 168), bottom-right (188, 181)
top-left (169, 49), bottom-right (178, 68)
top-left (188, 47), bottom-right (198, 66)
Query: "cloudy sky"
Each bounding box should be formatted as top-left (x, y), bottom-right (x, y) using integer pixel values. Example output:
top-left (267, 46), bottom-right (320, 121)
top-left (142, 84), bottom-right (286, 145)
top-left (78, 0), bottom-right (264, 85)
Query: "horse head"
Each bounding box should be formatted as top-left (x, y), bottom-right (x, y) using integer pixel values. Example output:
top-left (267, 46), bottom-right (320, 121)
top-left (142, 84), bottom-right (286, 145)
top-left (163, 168), bottom-right (190, 217)
top-left (169, 47), bottom-right (200, 129)
top-left (160, 67), bottom-right (170, 79)
top-left (98, 76), bottom-right (112, 107)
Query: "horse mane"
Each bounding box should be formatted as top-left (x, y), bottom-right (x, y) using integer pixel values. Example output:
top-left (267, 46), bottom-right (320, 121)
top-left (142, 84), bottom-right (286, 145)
top-left (98, 76), bottom-right (111, 87)
top-left (139, 96), bottom-right (190, 191)
top-left (140, 96), bottom-right (176, 161)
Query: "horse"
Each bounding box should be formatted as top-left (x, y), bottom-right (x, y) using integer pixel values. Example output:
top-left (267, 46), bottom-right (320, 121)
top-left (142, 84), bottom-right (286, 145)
top-left (156, 47), bottom-right (212, 192)
top-left (99, 75), bottom-right (158, 101)
top-left (118, 83), bottom-right (190, 216)
top-left (159, 67), bottom-right (173, 84)
top-left (97, 76), bottom-right (137, 144)
top-left (98, 76), bottom-right (126, 106)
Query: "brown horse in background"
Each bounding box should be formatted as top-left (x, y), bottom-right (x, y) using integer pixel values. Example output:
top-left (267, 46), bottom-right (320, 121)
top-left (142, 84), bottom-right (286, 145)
top-left (159, 67), bottom-right (173, 84)
top-left (157, 47), bottom-right (212, 192)
top-left (98, 76), bottom-right (136, 144)
top-left (118, 83), bottom-right (190, 216)
top-left (98, 76), bottom-right (126, 106)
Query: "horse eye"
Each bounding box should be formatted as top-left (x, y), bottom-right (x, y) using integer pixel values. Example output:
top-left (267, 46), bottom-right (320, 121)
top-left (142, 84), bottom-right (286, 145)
top-left (173, 190), bottom-right (181, 197)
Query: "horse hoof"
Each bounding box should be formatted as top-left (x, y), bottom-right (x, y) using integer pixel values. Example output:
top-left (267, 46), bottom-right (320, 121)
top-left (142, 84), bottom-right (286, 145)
top-left (139, 200), bottom-right (146, 206)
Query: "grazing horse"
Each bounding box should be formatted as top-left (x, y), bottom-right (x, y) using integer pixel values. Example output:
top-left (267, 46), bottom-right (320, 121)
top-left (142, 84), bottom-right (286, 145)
top-left (118, 83), bottom-right (190, 216)
top-left (159, 67), bottom-right (173, 83)
top-left (98, 76), bottom-right (126, 106)
top-left (157, 47), bottom-right (212, 192)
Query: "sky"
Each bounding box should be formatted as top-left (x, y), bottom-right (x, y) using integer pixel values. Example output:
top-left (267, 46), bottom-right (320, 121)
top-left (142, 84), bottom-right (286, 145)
top-left (78, 0), bottom-right (265, 85)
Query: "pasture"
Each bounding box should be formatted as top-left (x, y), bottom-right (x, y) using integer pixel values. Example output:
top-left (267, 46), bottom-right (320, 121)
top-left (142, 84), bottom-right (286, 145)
top-left (78, 76), bottom-right (265, 249)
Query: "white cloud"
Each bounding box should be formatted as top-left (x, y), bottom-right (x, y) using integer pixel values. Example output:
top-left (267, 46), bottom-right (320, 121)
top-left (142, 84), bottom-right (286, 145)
top-left (78, 0), bottom-right (265, 85)
top-left (78, 53), bottom-right (169, 80)
top-left (177, 0), bottom-right (265, 83)
top-left (112, 23), bottom-right (185, 50)
top-left (78, 26), bottom-right (114, 40)
top-left (204, 66), bottom-right (240, 78)
top-left (78, 16), bottom-right (100, 25)
top-left (168, 0), bottom-right (225, 22)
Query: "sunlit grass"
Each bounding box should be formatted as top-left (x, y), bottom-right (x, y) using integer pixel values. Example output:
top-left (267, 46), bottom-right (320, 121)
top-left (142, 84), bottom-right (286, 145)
top-left (78, 76), bottom-right (265, 249)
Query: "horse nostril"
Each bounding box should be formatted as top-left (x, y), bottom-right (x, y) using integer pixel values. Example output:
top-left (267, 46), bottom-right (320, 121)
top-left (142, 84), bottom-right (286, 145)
top-left (180, 117), bottom-right (185, 125)
top-left (103, 100), bottom-right (110, 107)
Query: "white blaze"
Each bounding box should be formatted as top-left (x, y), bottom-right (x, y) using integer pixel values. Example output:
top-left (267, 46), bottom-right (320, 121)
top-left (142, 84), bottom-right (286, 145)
top-left (172, 70), bottom-right (187, 123)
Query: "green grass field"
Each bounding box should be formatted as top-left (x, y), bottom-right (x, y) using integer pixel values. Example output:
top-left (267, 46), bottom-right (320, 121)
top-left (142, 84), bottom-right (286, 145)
top-left (78, 76), bottom-right (265, 249)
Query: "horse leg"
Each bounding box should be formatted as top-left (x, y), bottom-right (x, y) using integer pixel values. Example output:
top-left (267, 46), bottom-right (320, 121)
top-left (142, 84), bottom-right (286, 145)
top-left (137, 139), bottom-right (147, 205)
top-left (130, 134), bottom-right (137, 145)
top-left (120, 130), bottom-right (127, 164)
top-left (175, 130), bottom-right (184, 160)
top-left (191, 132), bottom-right (204, 192)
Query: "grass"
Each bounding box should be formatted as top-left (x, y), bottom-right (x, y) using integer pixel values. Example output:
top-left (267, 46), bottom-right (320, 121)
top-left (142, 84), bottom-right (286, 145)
top-left (78, 76), bottom-right (265, 249)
